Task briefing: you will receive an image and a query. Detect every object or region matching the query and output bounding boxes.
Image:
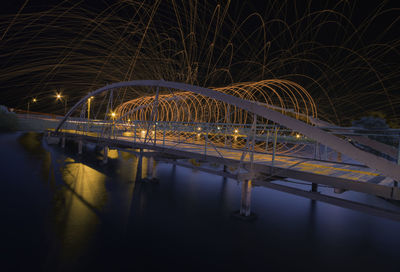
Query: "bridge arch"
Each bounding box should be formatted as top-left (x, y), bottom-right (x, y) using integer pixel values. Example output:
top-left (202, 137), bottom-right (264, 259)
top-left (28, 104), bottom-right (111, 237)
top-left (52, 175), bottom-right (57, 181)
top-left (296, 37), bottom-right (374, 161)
top-left (55, 79), bottom-right (400, 181)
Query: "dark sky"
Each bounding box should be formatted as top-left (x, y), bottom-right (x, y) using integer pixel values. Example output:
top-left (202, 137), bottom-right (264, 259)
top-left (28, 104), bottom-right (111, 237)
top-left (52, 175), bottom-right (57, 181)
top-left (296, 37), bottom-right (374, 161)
top-left (1, 0), bottom-right (399, 124)
top-left (2, 0), bottom-right (398, 40)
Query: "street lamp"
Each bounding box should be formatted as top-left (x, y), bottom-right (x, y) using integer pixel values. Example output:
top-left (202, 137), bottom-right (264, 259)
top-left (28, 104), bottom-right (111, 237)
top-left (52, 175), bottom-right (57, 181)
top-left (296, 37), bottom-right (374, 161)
top-left (27, 98), bottom-right (37, 118)
top-left (87, 96), bottom-right (94, 121)
top-left (55, 92), bottom-right (67, 115)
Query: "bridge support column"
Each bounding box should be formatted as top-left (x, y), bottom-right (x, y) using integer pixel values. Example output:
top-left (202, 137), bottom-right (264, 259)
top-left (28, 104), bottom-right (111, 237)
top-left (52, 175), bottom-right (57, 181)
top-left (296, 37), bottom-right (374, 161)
top-left (144, 156), bottom-right (158, 182)
top-left (137, 148), bottom-right (143, 181)
top-left (240, 179), bottom-right (252, 216)
top-left (61, 136), bottom-right (66, 148)
top-left (232, 179), bottom-right (257, 221)
top-left (78, 139), bottom-right (83, 155)
top-left (311, 183), bottom-right (318, 192)
top-left (103, 146), bottom-right (108, 164)
top-left (223, 165), bottom-right (227, 173)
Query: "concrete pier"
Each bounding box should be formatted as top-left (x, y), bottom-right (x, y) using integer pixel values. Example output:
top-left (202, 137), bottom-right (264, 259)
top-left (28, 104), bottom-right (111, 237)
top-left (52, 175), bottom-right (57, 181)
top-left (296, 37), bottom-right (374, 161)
top-left (61, 136), bottom-right (65, 148)
top-left (311, 183), bottom-right (318, 192)
top-left (240, 179), bottom-right (252, 216)
top-left (232, 179), bottom-right (257, 221)
top-left (78, 139), bottom-right (83, 154)
top-left (137, 149), bottom-right (143, 180)
top-left (103, 146), bottom-right (109, 164)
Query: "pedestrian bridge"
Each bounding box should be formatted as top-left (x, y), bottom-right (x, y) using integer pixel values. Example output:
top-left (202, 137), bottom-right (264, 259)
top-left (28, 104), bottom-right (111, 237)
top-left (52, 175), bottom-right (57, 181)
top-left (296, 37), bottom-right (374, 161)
top-left (48, 80), bottom-right (400, 220)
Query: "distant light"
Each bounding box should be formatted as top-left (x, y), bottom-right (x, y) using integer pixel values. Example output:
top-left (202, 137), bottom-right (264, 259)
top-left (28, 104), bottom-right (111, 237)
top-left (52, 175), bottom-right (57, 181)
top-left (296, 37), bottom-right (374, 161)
top-left (217, 126), bottom-right (221, 130)
top-left (56, 93), bottom-right (62, 100)
top-left (234, 129), bottom-right (238, 133)
top-left (197, 127), bottom-right (201, 131)
top-left (141, 130), bottom-right (146, 134)
top-left (111, 112), bottom-right (116, 118)
top-left (296, 134), bottom-right (301, 138)
top-left (32, 98), bottom-right (37, 103)
top-left (128, 119), bottom-right (131, 122)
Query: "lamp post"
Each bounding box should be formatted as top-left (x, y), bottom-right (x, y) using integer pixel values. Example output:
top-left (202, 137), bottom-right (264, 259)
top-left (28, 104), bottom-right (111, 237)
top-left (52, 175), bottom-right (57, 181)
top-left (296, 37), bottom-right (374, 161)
top-left (110, 111), bottom-right (116, 138)
top-left (87, 96), bottom-right (94, 121)
top-left (27, 98), bottom-right (37, 118)
top-left (56, 92), bottom-right (67, 115)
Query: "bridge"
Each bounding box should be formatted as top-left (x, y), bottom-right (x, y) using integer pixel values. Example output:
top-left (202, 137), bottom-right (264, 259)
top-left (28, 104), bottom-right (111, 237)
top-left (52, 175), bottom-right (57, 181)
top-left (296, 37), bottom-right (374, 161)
top-left (44, 80), bottom-right (400, 221)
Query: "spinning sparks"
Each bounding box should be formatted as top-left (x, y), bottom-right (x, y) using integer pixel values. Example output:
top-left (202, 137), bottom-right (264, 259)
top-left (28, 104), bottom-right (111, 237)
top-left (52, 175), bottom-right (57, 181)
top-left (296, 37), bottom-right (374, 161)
top-left (0, 1), bottom-right (399, 126)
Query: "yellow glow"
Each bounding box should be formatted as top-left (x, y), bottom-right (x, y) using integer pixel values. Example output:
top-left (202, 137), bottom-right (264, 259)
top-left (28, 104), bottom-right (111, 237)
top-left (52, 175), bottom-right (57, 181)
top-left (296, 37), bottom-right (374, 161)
top-left (197, 127), bottom-right (201, 131)
top-left (107, 149), bottom-right (118, 159)
top-left (56, 93), bottom-right (62, 100)
top-left (141, 130), bottom-right (146, 134)
top-left (128, 118), bottom-right (131, 122)
top-left (217, 126), bottom-right (221, 130)
top-left (296, 134), bottom-right (301, 138)
top-left (234, 129), bottom-right (238, 133)
top-left (122, 131), bottom-right (133, 136)
top-left (32, 98), bottom-right (37, 103)
top-left (61, 162), bottom-right (107, 254)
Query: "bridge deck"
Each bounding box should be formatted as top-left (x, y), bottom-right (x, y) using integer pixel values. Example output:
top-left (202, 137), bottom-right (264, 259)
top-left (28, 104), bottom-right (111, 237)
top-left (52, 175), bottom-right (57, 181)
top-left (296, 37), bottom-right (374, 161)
top-left (56, 131), bottom-right (400, 200)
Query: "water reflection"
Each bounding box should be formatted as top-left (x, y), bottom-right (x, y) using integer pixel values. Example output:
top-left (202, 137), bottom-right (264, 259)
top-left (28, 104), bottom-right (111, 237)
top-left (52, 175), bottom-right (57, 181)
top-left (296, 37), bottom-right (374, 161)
top-left (18, 132), bottom-right (53, 186)
top-left (7, 132), bottom-right (400, 271)
top-left (17, 133), bottom-right (144, 266)
top-left (56, 159), bottom-right (107, 259)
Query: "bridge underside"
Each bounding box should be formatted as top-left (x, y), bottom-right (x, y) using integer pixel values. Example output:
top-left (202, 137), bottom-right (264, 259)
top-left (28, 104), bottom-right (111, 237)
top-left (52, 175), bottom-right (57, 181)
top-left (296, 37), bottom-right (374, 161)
top-left (55, 132), bottom-right (400, 201)
top-left (47, 131), bottom-right (400, 222)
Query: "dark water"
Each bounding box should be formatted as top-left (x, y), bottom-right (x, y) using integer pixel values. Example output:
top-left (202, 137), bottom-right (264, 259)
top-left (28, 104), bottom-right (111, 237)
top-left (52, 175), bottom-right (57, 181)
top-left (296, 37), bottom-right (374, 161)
top-left (1, 132), bottom-right (400, 272)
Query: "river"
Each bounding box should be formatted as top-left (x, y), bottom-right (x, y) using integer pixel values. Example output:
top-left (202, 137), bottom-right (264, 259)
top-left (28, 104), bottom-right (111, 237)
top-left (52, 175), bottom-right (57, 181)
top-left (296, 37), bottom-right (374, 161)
top-left (1, 132), bottom-right (399, 271)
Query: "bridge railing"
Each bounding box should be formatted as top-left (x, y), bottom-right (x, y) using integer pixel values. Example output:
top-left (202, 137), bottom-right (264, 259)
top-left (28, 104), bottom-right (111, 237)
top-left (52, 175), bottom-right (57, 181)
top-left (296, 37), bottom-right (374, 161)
top-left (56, 117), bottom-right (400, 166)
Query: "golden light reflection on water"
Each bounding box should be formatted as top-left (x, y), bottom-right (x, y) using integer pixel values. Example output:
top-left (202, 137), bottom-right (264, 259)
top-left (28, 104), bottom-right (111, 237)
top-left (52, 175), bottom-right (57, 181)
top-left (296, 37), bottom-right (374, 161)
top-left (18, 132), bottom-right (145, 266)
top-left (56, 159), bottom-right (107, 259)
top-left (107, 148), bottom-right (119, 159)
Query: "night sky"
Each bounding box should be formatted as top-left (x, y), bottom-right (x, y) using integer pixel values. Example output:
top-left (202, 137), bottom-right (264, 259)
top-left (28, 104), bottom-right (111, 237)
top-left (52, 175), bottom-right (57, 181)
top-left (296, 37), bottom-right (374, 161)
top-left (0, 0), bottom-right (399, 126)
